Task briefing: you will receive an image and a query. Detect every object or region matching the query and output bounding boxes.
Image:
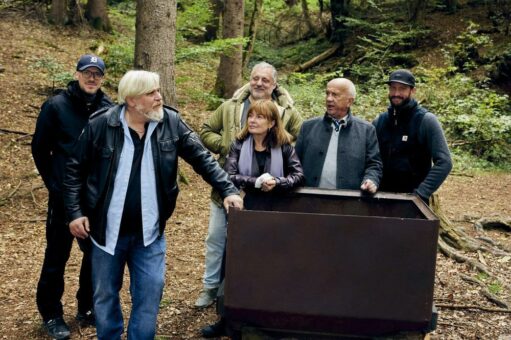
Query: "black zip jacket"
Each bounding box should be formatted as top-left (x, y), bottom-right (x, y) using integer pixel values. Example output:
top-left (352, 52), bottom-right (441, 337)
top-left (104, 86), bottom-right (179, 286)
top-left (373, 99), bottom-right (452, 200)
top-left (63, 104), bottom-right (239, 246)
top-left (32, 81), bottom-right (113, 195)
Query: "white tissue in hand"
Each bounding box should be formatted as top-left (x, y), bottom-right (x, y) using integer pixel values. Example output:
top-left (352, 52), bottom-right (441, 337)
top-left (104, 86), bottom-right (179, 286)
top-left (255, 172), bottom-right (273, 188)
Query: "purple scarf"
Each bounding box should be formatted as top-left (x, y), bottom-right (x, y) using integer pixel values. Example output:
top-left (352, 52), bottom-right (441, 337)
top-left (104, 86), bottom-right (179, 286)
top-left (238, 135), bottom-right (284, 177)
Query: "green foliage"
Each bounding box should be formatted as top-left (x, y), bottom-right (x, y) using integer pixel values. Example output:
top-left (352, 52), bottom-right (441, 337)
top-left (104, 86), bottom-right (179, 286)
top-left (31, 57), bottom-right (73, 90)
top-left (100, 37), bottom-right (134, 84)
top-left (177, 0), bottom-right (213, 40)
top-left (176, 37), bottom-right (248, 62)
top-left (250, 38), bottom-right (332, 69)
top-left (488, 282), bottom-right (503, 295)
top-left (419, 67), bottom-right (511, 165)
top-left (445, 22), bottom-right (491, 72)
top-left (346, 18), bottom-right (430, 70)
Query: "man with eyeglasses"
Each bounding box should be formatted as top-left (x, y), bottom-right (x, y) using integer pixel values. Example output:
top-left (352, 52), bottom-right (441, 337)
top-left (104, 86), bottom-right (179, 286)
top-left (32, 54), bottom-right (113, 339)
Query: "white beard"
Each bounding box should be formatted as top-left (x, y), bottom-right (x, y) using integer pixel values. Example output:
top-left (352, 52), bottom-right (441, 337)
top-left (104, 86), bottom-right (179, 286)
top-left (134, 104), bottom-right (164, 122)
top-left (144, 107), bottom-right (164, 122)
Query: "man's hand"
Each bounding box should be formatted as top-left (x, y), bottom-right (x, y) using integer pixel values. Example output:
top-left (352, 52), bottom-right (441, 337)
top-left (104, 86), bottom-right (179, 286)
top-left (69, 216), bottom-right (90, 239)
top-left (360, 179), bottom-right (377, 194)
top-left (223, 194), bottom-right (244, 213)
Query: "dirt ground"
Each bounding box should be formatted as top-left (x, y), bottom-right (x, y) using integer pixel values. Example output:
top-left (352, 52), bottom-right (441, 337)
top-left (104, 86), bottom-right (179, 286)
top-left (0, 8), bottom-right (510, 340)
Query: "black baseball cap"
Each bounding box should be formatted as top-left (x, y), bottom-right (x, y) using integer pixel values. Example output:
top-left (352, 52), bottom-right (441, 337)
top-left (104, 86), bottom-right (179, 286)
top-left (386, 69), bottom-right (415, 87)
top-left (76, 54), bottom-right (105, 74)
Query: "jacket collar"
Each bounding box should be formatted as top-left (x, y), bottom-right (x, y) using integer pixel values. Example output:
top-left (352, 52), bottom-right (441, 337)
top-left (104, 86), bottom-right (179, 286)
top-left (323, 110), bottom-right (352, 128)
top-left (231, 83), bottom-right (295, 109)
top-left (66, 80), bottom-right (105, 110)
top-left (388, 98), bottom-right (418, 117)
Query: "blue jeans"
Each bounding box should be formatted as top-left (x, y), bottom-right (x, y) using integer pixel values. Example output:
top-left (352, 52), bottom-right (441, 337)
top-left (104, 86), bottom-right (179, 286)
top-left (202, 202), bottom-right (227, 289)
top-left (91, 234), bottom-right (166, 340)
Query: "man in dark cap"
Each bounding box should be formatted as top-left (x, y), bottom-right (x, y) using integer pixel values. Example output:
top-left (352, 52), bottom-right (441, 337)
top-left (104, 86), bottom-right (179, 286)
top-left (32, 54), bottom-right (113, 339)
top-left (373, 69), bottom-right (452, 202)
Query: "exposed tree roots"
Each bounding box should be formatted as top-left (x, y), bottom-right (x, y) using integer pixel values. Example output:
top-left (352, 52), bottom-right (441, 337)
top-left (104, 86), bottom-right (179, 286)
top-left (432, 194), bottom-right (511, 310)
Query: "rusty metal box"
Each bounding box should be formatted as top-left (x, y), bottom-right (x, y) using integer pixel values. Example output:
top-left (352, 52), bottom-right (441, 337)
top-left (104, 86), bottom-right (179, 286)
top-left (224, 188), bottom-right (439, 337)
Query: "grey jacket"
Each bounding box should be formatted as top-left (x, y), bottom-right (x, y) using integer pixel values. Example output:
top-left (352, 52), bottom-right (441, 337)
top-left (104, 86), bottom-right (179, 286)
top-left (295, 112), bottom-right (382, 189)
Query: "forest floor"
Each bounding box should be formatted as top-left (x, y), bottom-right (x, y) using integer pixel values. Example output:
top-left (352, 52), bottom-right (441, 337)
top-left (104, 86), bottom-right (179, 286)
top-left (0, 7), bottom-right (510, 340)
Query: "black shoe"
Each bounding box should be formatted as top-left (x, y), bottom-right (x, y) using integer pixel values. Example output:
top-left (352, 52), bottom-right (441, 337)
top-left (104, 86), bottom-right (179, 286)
top-left (76, 309), bottom-right (95, 327)
top-left (200, 318), bottom-right (226, 338)
top-left (43, 317), bottom-right (70, 340)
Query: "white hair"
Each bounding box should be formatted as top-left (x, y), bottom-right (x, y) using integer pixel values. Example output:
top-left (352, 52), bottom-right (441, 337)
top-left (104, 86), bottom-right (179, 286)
top-left (118, 70), bottom-right (160, 104)
top-left (329, 78), bottom-right (357, 99)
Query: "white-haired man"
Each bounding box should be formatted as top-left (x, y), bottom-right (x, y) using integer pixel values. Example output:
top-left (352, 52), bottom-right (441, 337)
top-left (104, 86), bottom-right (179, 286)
top-left (64, 70), bottom-right (243, 340)
top-left (197, 62), bottom-right (303, 312)
top-left (296, 78), bottom-right (382, 192)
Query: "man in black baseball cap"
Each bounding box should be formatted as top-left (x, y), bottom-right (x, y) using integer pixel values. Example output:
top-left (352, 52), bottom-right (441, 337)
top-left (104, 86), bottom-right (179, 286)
top-left (372, 69), bottom-right (452, 203)
top-left (76, 54), bottom-right (106, 74)
top-left (32, 54), bottom-right (112, 339)
top-left (386, 69), bottom-right (416, 87)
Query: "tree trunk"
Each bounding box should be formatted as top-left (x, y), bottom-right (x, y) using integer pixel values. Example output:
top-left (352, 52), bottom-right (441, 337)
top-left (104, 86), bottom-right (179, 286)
top-left (204, 0), bottom-right (223, 42)
top-left (329, 0), bottom-right (350, 43)
top-left (86, 0), bottom-right (111, 31)
top-left (69, 0), bottom-right (85, 25)
top-left (135, 0), bottom-right (178, 107)
top-left (50, 0), bottom-right (67, 25)
top-left (243, 0), bottom-right (263, 69)
top-left (445, 0), bottom-right (457, 13)
top-left (407, 0), bottom-right (427, 23)
top-left (214, 0), bottom-right (244, 99)
top-left (301, 0), bottom-right (317, 35)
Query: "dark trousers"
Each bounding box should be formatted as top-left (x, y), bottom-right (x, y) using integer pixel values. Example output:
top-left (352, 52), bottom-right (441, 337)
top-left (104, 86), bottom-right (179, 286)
top-left (36, 193), bottom-right (93, 322)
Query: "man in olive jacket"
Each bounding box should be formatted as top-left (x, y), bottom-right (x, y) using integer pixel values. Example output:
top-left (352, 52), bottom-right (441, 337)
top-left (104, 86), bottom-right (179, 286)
top-left (196, 62), bottom-right (303, 310)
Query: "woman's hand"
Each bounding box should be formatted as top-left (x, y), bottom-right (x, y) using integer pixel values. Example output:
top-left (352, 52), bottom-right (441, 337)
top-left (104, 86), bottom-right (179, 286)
top-left (261, 177), bottom-right (276, 192)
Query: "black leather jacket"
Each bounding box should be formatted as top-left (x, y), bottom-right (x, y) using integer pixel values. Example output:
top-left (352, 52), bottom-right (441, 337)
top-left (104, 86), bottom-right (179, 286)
top-left (64, 104), bottom-right (239, 245)
top-left (32, 81), bottom-right (113, 195)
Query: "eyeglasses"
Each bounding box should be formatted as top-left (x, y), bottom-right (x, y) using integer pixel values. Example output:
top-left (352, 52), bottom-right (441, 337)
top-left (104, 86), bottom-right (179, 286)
top-left (81, 70), bottom-right (104, 79)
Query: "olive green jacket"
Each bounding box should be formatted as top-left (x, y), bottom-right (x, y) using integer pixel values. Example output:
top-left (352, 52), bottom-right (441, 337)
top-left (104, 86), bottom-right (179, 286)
top-left (200, 82), bottom-right (303, 205)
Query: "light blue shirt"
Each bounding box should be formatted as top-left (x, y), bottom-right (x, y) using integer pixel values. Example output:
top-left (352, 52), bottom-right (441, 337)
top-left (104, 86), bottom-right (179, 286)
top-left (91, 106), bottom-right (160, 255)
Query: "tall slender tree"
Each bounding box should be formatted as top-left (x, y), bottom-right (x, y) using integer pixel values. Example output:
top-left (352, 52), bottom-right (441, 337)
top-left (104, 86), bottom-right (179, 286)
top-left (204, 0), bottom-right (223, 42)
top-left (86, 0), bottom-right (111, 31)
top-left (243, 0), bottom-right (263, 69)
top-left (50, 0), bottom-right (67, 25)
top-left (214, 0), bottom-right (244, 99)
top-left (135, 0), bottom-right (177, 106)
top-left (329, 0), bottom-right (350, 43)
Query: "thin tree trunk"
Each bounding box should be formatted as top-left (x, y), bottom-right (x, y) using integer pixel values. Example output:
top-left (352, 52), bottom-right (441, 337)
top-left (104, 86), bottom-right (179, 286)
top-left (135, 0), bottom-right (178, 107)
top-left (69, 0), bottom-right (85, 25)
top-left (86, 0), bottom-right (111, 31)
top-left (50, 0), bottom-right (67, 25)
top-left (408, 0), bottom-right (427, 23)
top-left (243, 0), bottom-right (263, 69)
top-left (445, 0), bottom-right (457, 14)
top-left (301, 0), bottom-right (316, 35)
top-left (329, 0), bottom-right (350, 43)
top-left (214, 0), bottom-right (244, 99)
top-left (204, 0), bottom-right (223, 42)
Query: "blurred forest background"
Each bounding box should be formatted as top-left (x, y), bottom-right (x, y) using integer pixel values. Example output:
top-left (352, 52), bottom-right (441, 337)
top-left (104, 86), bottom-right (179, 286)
top-left (7, 0), bottom-right (511, 170)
